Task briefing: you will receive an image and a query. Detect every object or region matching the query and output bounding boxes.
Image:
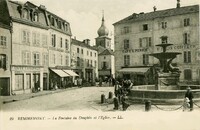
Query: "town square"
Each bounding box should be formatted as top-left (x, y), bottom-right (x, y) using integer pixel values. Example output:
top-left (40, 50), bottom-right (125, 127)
top-left (0, 0), bottom-right (200, 129)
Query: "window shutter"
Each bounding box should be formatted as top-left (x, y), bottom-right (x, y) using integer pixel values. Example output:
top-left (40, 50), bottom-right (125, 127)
top-left (184, 51), bottom-right (187, 63)
top-left (149, 37), bottom-right (152, 47)
top-left (143, 54), bottom-right (145, 65)
top-left (188, 51), bottom-right (191, 63)
top-left (124, 55), bottom-right (126, 66)
top-left (28, 52), bottom-right (31, 65)
top-left (139, 38), bottom-right (142, 47)
top-left (183, 33), bottom-right (186, 44)
top-left (139, 24), bottom-right (142, 32)
top-left (183, 19), bottom-right (186, 26)
top-left (5, 55), bottom-right (8, 70)
top-left (22, 51), bottom-right (25, 64)
top-left (187, 33), bottom-right (190, 44)
top-left (187, 18), bottom-right (190, 26)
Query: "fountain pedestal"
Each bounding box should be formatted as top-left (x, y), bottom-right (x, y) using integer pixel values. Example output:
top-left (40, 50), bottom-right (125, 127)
top-left (156, 72), bottom-right (180, 90)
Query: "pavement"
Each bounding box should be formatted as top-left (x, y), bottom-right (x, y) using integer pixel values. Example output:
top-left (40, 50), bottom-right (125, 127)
top-left (0, 87), bottom-right (80, 104)
top-left (1, 86), bottom-right (200, 112)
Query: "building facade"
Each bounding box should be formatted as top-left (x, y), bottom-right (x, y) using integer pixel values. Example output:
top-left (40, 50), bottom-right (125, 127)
top-left (113, 3), bottom-right (200, 84)
top-left (0, 0), bottom-right (72, 95)
top-left (0, 23), bottom-right (11, 95)
top-left (71, 39), bottom-right (98, 83)
top-left (98, 49), bottom-right (115, 81)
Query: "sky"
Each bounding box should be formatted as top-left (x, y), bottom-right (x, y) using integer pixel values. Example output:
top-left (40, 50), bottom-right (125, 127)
top-left (18, 0), bottom-right (199, 47)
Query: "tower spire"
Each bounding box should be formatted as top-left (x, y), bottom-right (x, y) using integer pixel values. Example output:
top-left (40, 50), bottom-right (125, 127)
top-left (97, 10), bottom-right (109, 37)
top-left (102, 10), bottom-right (104, 21)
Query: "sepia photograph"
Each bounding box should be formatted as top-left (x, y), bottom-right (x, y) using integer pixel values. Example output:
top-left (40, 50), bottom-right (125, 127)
top-left (0, 0), bottom-right (200, 129)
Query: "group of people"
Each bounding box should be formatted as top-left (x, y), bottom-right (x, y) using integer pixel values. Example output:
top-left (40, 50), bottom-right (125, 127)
top-left (73, 77), bottom-right (83, 88)
top-left (113, 79), bottom-right (134, 110)
top-left (99, 77), bottom-right (116, 87)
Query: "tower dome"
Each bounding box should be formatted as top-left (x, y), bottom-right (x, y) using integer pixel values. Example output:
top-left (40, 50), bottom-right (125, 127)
top-left (97, 13), bottom-right (109, 37)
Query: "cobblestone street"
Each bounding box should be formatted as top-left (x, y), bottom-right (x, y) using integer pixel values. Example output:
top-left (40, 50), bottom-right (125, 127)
top-left (1, 86), bottom-right (200, 112)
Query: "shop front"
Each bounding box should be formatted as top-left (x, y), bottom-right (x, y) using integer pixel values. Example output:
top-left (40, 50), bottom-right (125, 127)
top-left (11, 65), bottom-right (44, 95)
top-left (117, 67), bottom-right (156, 85)
top-left (49, 68), bottom-right (78, 89)
top-left (98, 69), bottom-right (111, 81)
top-left (85, 68), bottom-right (93, 82)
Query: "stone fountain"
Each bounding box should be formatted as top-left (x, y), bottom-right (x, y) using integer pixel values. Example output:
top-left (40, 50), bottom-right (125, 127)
top-left (149, 43), bottom-right (181, 90)
top-left (127, 38), bottom-right (200, 104)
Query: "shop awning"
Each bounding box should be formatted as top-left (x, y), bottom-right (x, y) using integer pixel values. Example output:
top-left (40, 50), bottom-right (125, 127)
top-left (118, 67), bottom-right (149, 74)
top-left (50, 69), bottom-right (70, 77)
top-left (63, 70), bottom-right (79, 76)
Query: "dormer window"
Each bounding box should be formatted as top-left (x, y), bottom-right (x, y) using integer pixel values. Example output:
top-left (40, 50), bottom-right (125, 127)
top-left (62, 22), bottom-right (65, 30)
top-left (65, 23), bottom-right (68, 31)
top-left (33, 12), bottom-right (38, 22)
top-left (55, 19), bottom-right (58, 27)
top-left (22, 9), bottom-right (29, 20)
top-left (51, 17), bottom-right (55, 26)
top-left (58, 21), bottom-right (62, 29)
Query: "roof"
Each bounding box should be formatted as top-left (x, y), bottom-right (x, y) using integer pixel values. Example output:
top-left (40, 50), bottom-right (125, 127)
top-left (113, 5), bottom-right (199, 25)
top-left (99, 48), bottom-right (114, 56)
top-left (97, 46), bottom-right (106, 54)
top-left (71, 39), bottom-right (98, 51)
top-left (1, 0), bottom-right (72, 35)
top-left (7, 1), bottom-right (48, 27)
top-left (0, 0), bottom-right (11, 26)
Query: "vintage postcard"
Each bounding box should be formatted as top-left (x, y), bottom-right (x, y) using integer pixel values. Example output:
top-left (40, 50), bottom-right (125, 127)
top-left (0, 0), bottom-right (200, 129)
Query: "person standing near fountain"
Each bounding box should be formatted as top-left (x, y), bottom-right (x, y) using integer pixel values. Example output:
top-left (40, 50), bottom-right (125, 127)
top-left (185, 87), bottom-right (194, 111)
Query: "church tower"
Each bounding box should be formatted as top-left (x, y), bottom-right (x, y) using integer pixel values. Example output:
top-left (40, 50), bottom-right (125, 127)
top-left (95, 12), bottom-right (111, 49)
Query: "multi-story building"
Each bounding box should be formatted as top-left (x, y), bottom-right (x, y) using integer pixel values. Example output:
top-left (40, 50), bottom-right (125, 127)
top-left (95, 14), bottom-right (115, 80)
top-left (71, 39), bottom-right (98, 83)
top-left (0, 0), bottom-right (72, 95)
top-left (113, 2), bottom-right (200, 85)
top-left (0, 4), bottom-right (11, 95)
top-left (45, 7), bottom-right (73, 90)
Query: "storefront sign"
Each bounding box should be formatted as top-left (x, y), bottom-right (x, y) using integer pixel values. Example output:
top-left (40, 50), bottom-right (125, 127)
top-left (161, 44), bottom-right (196, 51)
top-left (122, 48), bottom-right (148, 53)
top-left (11, 66), bottom-right (42, 72)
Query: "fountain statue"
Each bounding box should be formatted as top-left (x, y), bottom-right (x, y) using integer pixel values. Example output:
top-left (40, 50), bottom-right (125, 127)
top-left (149, 37), bottom-right (181, 90)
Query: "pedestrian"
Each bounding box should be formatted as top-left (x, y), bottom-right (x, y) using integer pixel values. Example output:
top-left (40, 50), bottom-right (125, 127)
top-left (114, 81), bottom-right (123, 104)
top-left (99, 78), bottom-right (102, 87)
top-left (121, 93), bottom-right (130, 111)
top-left (112, 78), bottom-right (116, 86)
top-left (127, 80), bottom-right (133, 93)
top-left (185, 86), bottom-right (194, 111)
top-left (114, 81), bottom-right (120, 97)
top-left (78, 77), bottom-right (82, 88)
top-left (74, 78), bottom-right (78, 86)
top-left (109, 78), bottom-right (112, 87)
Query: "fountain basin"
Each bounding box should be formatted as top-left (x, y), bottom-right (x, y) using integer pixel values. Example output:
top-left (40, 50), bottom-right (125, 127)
top-left (128, 85), bottom-right (200, 105)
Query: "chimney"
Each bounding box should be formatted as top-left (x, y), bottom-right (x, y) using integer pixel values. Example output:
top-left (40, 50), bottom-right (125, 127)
top-left (177, 0), bottom-right (180, 8)
top-left (74, 36), bottom-right (76, 40)
top-left (153, 6), bottom-right (157, 12)
top-left (83, 39), bottom-right (90, 45)
top-left (39, 5), bottom-right (46, 10)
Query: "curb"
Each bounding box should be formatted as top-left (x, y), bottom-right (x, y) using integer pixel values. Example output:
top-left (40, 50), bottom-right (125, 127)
top-left (2, 87), bottom-right (80, 104)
